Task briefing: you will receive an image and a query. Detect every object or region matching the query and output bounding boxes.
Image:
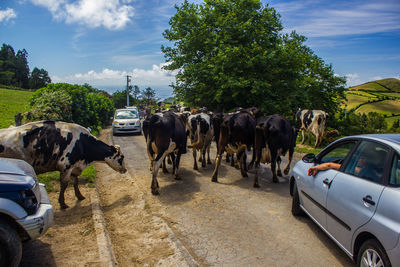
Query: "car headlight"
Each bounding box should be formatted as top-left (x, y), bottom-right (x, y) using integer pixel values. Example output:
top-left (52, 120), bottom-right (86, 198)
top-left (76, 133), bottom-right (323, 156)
top-left (19, 189), bottom-right (38, 215)
top-left (113, 120), bottom-right (119, 124)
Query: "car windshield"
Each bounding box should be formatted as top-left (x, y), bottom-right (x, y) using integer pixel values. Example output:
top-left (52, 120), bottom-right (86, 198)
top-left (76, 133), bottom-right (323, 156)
top-left (115, 110), bottom-right (138, 119)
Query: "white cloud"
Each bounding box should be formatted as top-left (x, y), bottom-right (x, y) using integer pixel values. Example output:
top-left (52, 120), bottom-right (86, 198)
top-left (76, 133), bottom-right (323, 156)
top-left (345, 73), bottom-right (362, 86)
top-left (52, 63), bottom-right (178, 87)
top-left (29, 0), bottom-right (134, 30)
top-left (276, 1), bottom-right (400, 37)
top-left (0, 8), bottom-right (17, 23)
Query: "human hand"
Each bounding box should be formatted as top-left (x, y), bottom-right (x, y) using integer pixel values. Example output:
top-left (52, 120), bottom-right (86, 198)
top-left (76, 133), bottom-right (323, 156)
top-left (308, 167), bottom-right (318, 176)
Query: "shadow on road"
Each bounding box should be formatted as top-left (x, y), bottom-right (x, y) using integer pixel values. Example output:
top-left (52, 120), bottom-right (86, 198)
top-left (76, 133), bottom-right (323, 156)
top-left (20, 240), bottom-right (56, 267)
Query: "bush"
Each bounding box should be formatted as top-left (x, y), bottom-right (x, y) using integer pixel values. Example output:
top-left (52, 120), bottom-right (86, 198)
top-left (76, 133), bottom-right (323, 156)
top-left (30, 83), bottom-right (114, 130)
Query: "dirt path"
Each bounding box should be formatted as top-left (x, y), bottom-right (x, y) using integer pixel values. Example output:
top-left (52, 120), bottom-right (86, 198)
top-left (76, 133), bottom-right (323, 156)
top-left (102, 129), bottom-right (355, 266)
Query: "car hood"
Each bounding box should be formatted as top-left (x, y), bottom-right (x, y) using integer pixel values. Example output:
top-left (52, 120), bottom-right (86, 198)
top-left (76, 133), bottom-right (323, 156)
top-left (0, 158), bottom-right (38, 184)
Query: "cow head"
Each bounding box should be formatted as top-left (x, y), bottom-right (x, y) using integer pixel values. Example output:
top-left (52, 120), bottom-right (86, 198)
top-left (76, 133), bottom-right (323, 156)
top-left (105, 145), bottom-right (127, 173)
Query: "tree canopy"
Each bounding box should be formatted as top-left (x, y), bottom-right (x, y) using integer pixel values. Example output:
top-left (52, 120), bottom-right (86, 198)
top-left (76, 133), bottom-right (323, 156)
top-left (161, 0), bottom-right (346, 116)
top-left (0, 43), bottom-right (51, 89)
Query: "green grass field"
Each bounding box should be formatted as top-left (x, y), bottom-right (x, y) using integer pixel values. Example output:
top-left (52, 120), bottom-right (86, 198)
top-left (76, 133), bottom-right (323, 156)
top-left (356, 100), bottom-right (400, 115)
top-left (0, 87), bottom-right (33, 129)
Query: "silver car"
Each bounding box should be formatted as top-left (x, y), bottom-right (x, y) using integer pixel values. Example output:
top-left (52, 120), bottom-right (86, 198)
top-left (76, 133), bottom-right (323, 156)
top-left (112, 108), bottom-right (141, 135)
top-left (290, 134), bottom-right (400, 267)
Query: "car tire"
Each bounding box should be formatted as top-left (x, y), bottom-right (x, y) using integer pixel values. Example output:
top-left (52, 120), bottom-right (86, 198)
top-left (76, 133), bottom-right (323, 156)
top-left (291, 182), bottom-right (305, 216)
top-left (357, 239), bottom-right (391, 267)
top-left (0, 220), bottom-right (22, 267)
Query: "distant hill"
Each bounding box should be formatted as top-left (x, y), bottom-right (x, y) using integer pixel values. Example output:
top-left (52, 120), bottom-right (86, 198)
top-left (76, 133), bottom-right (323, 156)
top-left (343, 78), bottom-right (400, 126)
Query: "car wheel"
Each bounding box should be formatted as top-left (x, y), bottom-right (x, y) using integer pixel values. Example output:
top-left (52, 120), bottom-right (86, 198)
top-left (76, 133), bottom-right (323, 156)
top-left (357, 239), bottom-right (391, 267)
top-left (291, 182), bottom-right (305, 216)
top-left (0, 220), bottom-right (22, 267)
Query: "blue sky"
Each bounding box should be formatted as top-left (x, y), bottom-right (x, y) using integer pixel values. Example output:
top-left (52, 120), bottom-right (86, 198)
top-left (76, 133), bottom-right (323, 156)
top-left (1, 0), bottom-right (399, 99)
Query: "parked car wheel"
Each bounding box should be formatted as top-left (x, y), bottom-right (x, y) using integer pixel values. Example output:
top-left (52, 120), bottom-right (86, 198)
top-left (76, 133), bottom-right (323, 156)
top-left (291, 182), bottom-right (304, 216)
top-left (0, 220), bottom-right (22, 267)
top-left (357, 239), bottom-right (391, 267)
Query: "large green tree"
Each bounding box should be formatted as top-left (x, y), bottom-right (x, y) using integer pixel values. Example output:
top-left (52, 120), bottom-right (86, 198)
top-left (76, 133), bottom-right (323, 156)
top-left (29, 67), bottom-right (51, 89)
top-left (162, 0), bottom-right (346, 115)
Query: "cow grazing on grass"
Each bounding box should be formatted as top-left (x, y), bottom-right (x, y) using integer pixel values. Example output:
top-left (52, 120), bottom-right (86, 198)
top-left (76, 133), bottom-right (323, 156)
top-left (296, 109), bottom-right (328, 147)
top-left (0, 121), bottom-right (127, 209)
top-left (211, 110), bottom-right (256, 182)
top-left (147, 111), bottom-right (187, 195)
top-left (186, 113), bottom-right (213, 170)
top-left (254, 115), bottom-right (297, 187)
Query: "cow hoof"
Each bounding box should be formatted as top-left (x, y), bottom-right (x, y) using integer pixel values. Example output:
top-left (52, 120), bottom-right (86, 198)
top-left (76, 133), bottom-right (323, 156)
top-left (273, 177), bottom-right (279, 183)
top-left (175, 177), bottom-right (182, 180)
top-left (194, 166), bottom-right (198, 171)
top-left (242, 173), bottom-right (248, 178)
top-left (60, 203), bottom-right (69, 209)
top-left (284, 169), bottom-right (290, 175)
top-left (207, 160), bottom-right (212, 165)
top-left (151, 189), bottom-right (160, 195)
top-left (254, 183), bottom-right (260, 188)
top-left (162, 169), bottom-right (169, 174)
top-left (202, 163), bottom-right (206, 167)
top-left (277, 171), bottom-right (282, 177)
top-left (211, 177), bottom-right (218, 183)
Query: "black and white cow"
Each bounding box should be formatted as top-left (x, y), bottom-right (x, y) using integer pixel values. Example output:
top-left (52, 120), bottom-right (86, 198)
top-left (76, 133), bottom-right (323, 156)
top-left (0, 120), bottom-right (127, 209)
top-left (296, 109), bottom-right (328, 147)
top-left (253, 115), bottom-right (298, 187)
top-left (211, 110), bottom-right (256, 182)
top-left (147, 111), bottom-right (187, 195)
top-left (186, 113), bottom-right (213, 170)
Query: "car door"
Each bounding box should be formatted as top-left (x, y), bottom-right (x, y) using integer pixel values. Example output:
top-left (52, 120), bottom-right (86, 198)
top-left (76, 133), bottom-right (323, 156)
top-left (300, 141), bottom-right (356, 229)
top-left (326, 140), bottom-right (389, 252)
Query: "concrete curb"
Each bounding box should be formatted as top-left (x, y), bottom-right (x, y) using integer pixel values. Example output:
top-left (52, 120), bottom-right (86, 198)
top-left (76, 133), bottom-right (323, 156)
top-left (91, 185), bottom-right (117, 267)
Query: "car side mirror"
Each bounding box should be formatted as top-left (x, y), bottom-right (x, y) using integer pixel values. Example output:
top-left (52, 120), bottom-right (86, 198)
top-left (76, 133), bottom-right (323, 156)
top-left (302, 153), bottom-right (315, 163)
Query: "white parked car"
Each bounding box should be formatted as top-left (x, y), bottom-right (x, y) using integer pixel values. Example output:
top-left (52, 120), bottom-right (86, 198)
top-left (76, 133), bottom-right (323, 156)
top-left (0, 158), bottom-right (54, 267)
top-left (290, 134), bottom-right (400, 267)
top-left (112, 108), bottom-right (141, 135)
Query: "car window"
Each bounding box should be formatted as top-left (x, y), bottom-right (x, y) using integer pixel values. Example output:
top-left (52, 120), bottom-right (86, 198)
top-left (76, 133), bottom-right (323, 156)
top-left (344, 140), bottom-right (389, 184)
top-left (319, 142), bottom-right (356, 164)
top-left (115, 110), bottom-right (138, 119)
top-left (389, 153), bottom-right (400, 186)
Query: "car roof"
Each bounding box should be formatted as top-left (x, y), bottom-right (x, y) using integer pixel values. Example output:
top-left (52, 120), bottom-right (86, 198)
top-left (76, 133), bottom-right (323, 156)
top-left (338, 134), bottom-right (400, 152)
top-left (115, 108), bottom-right (137, 112)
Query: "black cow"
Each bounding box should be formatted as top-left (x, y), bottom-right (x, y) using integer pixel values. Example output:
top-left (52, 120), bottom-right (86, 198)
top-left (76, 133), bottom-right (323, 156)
top-left (211, 111), bottom-right (256, 182)
top-left (0, 121), bottom-right (127, 209)
top-left (147, 111), bottom-right (187, 195)
top-left (254, 115), bottom-right (298, 187)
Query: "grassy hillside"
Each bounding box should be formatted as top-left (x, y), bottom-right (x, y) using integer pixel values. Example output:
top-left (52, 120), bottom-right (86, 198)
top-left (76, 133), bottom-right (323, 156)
top-left (0, 87), bottom-right (33, 129)
top-left (343, 78), bottom-right (400, 126)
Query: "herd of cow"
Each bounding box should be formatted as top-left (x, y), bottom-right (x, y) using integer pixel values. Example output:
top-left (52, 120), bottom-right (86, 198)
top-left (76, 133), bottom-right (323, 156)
top-left (0, 108), bottom-right (328, 209)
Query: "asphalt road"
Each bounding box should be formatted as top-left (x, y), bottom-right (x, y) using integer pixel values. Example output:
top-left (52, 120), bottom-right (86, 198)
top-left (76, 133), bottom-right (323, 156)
top-left (114, 133), bottom-right (355, 266)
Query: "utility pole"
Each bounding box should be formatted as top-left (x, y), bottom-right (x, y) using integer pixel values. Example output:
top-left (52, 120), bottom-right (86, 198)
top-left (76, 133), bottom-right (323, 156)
top-left (126, 75), bottom-right (131, 107)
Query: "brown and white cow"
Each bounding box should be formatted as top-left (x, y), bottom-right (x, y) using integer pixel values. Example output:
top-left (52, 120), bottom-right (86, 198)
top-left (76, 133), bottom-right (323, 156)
top-left (146, 111), bottom-right (187, 195)
top-left (0, 120), bottom-right (127, 209)
top-left (186, 112), bottom-right (213, 170)
top-left (296, 109), bottom-right (328, 147)
top-left (254, 114), bottom-right (298, 187)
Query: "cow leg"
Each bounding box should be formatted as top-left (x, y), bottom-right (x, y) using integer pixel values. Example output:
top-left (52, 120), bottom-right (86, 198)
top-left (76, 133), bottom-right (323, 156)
top-left (151, 158), bottom-right (162, 195)
top-left (283, 150), bottom-right (293, 175)
top-left (247, 145), bottom-right (256, 170)
top-left (162, 157), bottom-right (169, 173)
top-left (253, 152), bottom-right (262, 188)
top-left (201, 147), bottom-right (206, 167)
top-left (207, 145), bottom-right (212, 164)
top-left (226, 153), bottom-right (230, 163)
top-left (212, 154), bottom-right (222, 182)
top-left (314, 134), bottom-right (319, 148)
top-left (72, 174), bottom-right (85, 200)
top-left (174, 152), bottom-right (182, 180)
top-left (276, 156), bottom-right (283, 177)
top-left (59, 169), bottom-right (72, 209)
top-left (167, 154), bottom-right (172, 164)
top-left (270, 150), bottom-right (279, 183)
top-left (301, 130), bottom-right (305, 144)
top-left (193, 148), bottom-right (198, 170)
top-left (238, 150), bottom-right (248, 178)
